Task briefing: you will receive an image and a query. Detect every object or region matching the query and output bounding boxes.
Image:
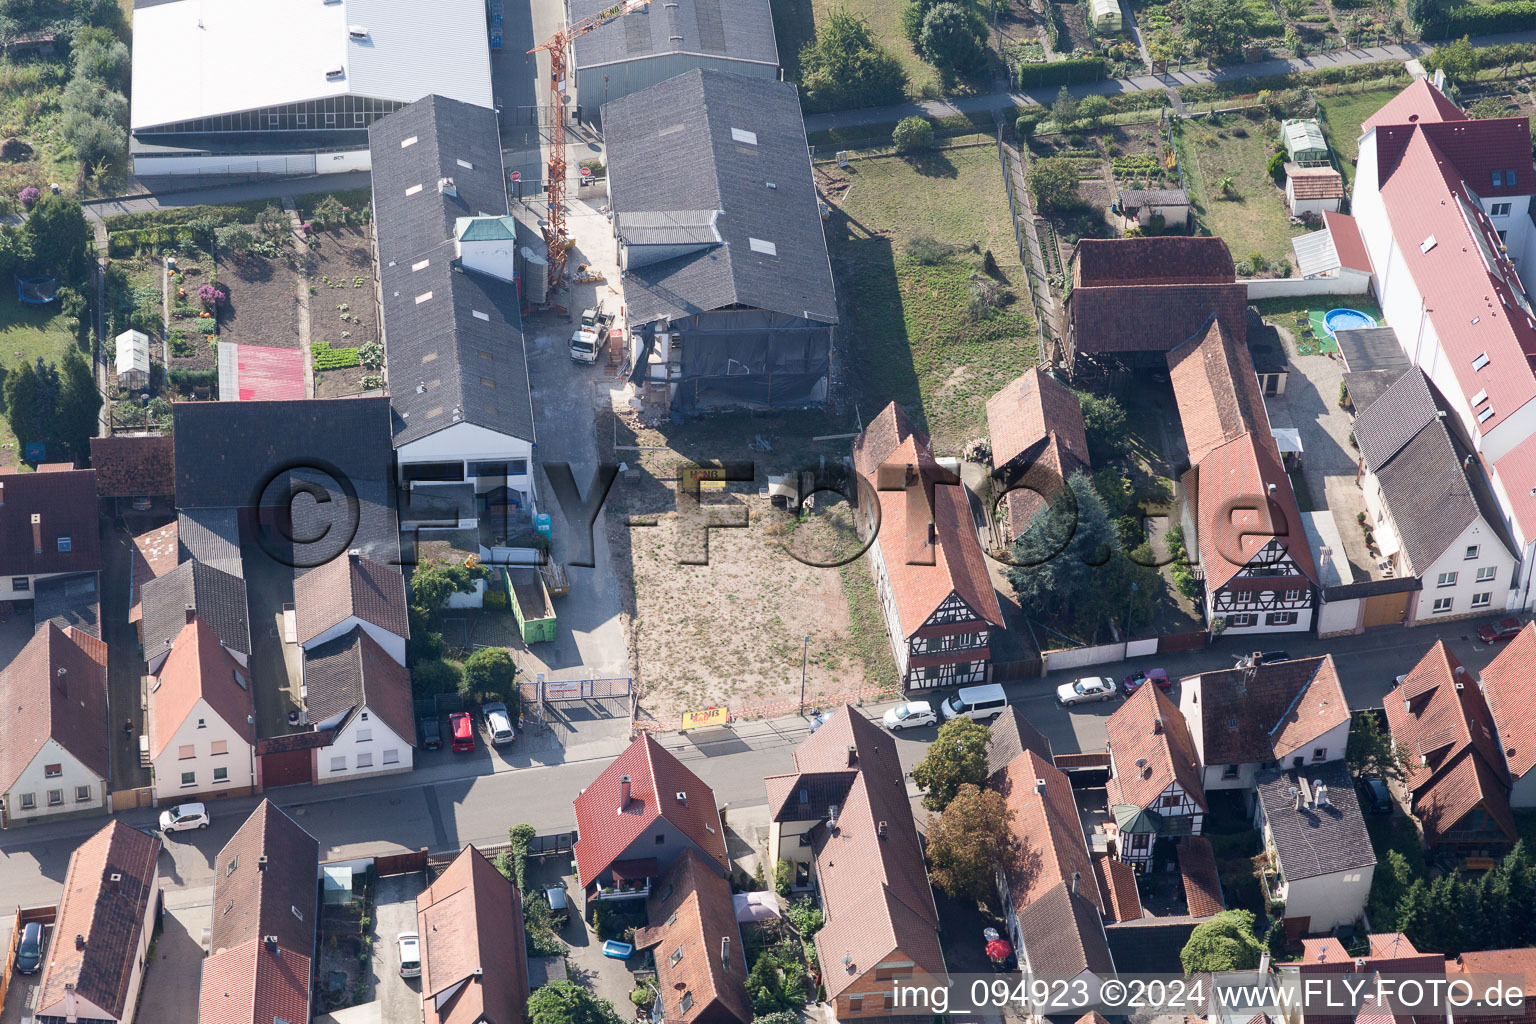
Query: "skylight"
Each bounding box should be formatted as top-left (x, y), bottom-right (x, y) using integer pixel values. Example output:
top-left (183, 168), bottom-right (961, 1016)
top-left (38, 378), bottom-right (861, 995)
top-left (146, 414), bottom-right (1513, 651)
top-left (415, 291), bottom-right (433, 304)
top-left (457, 159), bottom-right (474, 170)
top-left (400, 136), bottom-right (418, 149)
top-left (472, 310), bottom-right (490, 321)
top-left (411, 259), bottom-right (430, 271)
top-left (1420, 235), bottom-right (1438, 254)
top-left (1473, 352), bottom-right (1491, 371)
top-left (748, 238), bottom-right (777, 256)
top-left (1478, 406), bottom-right (1496, 423)
top-left (731, 128), bottom-right (758, 145)
top-left (1472, 389), bottom-right (1489, 406)
top-left (405, 184), bottom-right (423, 197)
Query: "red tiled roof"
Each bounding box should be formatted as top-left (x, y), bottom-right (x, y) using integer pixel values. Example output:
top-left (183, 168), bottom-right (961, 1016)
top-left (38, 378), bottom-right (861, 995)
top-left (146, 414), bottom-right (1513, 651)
top-left (1416, 748), bottom-right (1517, 844)
top-left (1377, 117), bottom-right (1536, 201)
top-left (37, 821), bottom-right (161, 1021)
top-left (1324, 211), bottom-right (1373, 274)
top-left (1366, 932), bottom-right (1421, 959)
top-left (0, 622), bottom-right (110, 794)
top-left (853, 404), bottom-right (1004, 635)
top-left (1493, 435), bottom-right (1536, 545)
top-left (89, 434), bottom-right (175, 497)
top-left (149, 618), bottom-right (255, 759)
top-left (1106, 685), bottom-right (1205, 813)
top-left (1074, 236), bottom-right (1239, 285)
top-left (0, 467), bottom-right (101, 576)
top-left (1069, 238), bottom-right (1247, 359)
top-left (199, 940), bottom-right (311, 1024)
top-left (986, 368), bottom-right (1090, 540)
top-left (1480, 623), bottom-right (1536, 778)
top-left (1363, 78), bottom-right (1465, 132)
top-left (417, 845), bottom-right (529, 1024)
top-left (1178, 836), bottom-right (1224, 918)
top-left (573, 734), bottom-right (727, 889)
top-left (1187, 655), bottom-right (1348, 766)
top-left (129, 521), bottom-right (178, 624)
top-left (1168, 317), bottom-right (1270, 467)
top-left (992, 750), bottom-right (1101, 918)
top-left (1289, 166), bottom-right (1345, 200)
top-left (1300, 937), bottom-right (1350, 964)
top-left (636, 848), bottom-right (750, 1024)
top-left (294, 551), bottom-right (410, 645)
top-left (1186, 431), bottom-right (1317, 592)
top-left (1091, 854), bottom-right (1142, 922)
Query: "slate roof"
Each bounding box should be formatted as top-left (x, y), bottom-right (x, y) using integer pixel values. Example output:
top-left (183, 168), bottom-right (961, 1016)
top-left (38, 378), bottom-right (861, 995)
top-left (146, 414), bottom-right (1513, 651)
top-left (0, 623), bottom-right (109, 794)
top-left (992, 750), bottom-right (1101, 918)
top-left (1184, 655), bottom-right (1348, 767)
top-left (368, 96), bottom-right (535, 450)
top-left (852, 403), bottom-right (1004, 635)
top-left (90, 434), bottom-right (176, 497)
top-left (986, 368), bottom-right (1090, 540)
top-left (635, 848), bottom-right (751, 1024)
top-left (1168, 316), bottom-right (1270, 466)
top-left (1106, 685), bottom-right (1205, 813)
top-left (141, 560), bottom-right (251, 662)
top-left (796, 708), bottom-right (945, 1000)
top-left (1015, 881), bottom-right (1115, 978)
top-left (1118, 188), bottom-right (1189, 207)
top-left (417, 845), bottom-right (529, 1024)
top-left (1069, 238), bottom-right (1247, 357)
top-left (37, 821), bottom-right (161, 1021)
top-left (573, 734), bottom-right (728, 887)
top-left (571, 0), bottom-right (778, 71)
top-left (0, 466), bottom-right (101, 576)
top-left (1178, 836), bottom-right (1225, 917)
top-left (1254, 761), bottom-right (1376, 880)
top-left (1479, 623), bottom-right (1536, 779)
top-left (32, 572), bottom-right (100, 638)
top-left (301, 626), bottom-right (416, 745)
top-left (603, 69), bottom-right (837, 327)
top-left (294, 551), bottom-right (409, 644)
top-left (149, 618), bottom-right (255, 760)
top-left (987, 705), bottom-right (1054, 779)
top-left (177, 509), bottom-right (244, 577)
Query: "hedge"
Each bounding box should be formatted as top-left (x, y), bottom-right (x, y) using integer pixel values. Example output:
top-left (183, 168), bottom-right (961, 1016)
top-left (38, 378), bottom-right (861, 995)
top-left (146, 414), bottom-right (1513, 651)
top-left (168, 367), bottom-right (217, 394)
top-left (1177, 60), bottom-right (1406, 101)
top-left (103, 201), bottom-right (269, 232)
top-left (1424, 39), bottom-right (1536, 70)
top-left (312, 341), bottom-right (360, 370)
top-left (1019, 56), bottom-right (1108, 88)
top-left (108, 226), bottom-right (201, 257)
top-left (1422, 2), bottom-right (1536, 38)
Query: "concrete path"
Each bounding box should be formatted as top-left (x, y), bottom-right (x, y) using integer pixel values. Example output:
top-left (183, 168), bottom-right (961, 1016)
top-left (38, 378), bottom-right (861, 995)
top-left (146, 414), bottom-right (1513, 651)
top-left (281, 196), bottom-right (316, 398)
top-left (81, 171), bottom-right (373, 223)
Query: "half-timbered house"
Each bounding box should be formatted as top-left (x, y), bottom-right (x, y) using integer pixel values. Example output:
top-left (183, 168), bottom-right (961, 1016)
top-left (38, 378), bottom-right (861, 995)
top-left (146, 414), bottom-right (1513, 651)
top-left (852, 404), bottom-right (1005, 690)
top-left (1105, 686), bottom-right (1206, 868)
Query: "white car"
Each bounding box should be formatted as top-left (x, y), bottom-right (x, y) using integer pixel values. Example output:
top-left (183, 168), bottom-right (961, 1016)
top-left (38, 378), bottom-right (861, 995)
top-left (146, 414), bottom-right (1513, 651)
top-left (397, 932), bottom-right (421, 978)
top-left (1056, 676), bottom-right (1118, 706)
top-left (483, 702), bottom-right (515, 746)
top-left (159, 803), bottom-right (210, 833)
top-left (882, 701), bottom-right (937, 732)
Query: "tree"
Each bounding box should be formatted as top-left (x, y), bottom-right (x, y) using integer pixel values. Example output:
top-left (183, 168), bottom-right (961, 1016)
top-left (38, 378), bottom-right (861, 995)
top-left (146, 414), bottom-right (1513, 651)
top-left (1028, 156), bottom-right (1079, 212)
top-left (256, 204), bottom-right (289, 239)
top-left (798, 11), bottom-right (907, 114)
top-left (892, 116), bottom-right (935, 153)
top-left (408, 558), bottom-right (489, 661)
top-left (1180, 910), bottom-right (1264, 973)
top-left (527, 981), bottom-right (625, 1024)
top-left (1181, 0), bottom-right (1256, 58)
top-left (925, 783), bottom-right (1016, 901)
top-left (918, 2), bottom-right (989, 79)
top-left (216, 222), bottom-right (255, 255)
top-left (1407, 0), bottom-right (1448, 28)
top-left (55, 346), bottom-right (100, 461)
top-left (1267, 150), bottom-right (1286, 186)
top-left (71, 25), bottom-right (130, 88)
top-left (1052, 85), bottom-right (1079, 128)
top-left (1078, 94), bottom-right (1110, 130)
top-left (23, 194), bottom-right (93, 283)
top-left (462, 646), bottom-right (519, 707)
top-left (1346, 710), bottom-right (1409, 783)
top-left (2, 358), bottom-right (44, 453)
top-left (61, 76), bottom-right (128, 167)
top-left (1080, 393), bottom-right (1127, 459)
top-left (1366, 848), bottom-right (1414, 931)
top-left (911, 717), bottom-right (989, 811)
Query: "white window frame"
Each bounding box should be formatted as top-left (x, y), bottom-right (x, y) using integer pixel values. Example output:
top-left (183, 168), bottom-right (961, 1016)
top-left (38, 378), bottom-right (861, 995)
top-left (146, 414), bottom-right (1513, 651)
top-left (19, 792), bottom-right (35, 810)
top-left (330, 756), bottom-right (346, 772)
top-left (1466, 545), bottom-right (1480, 560)
top-left (1229, 613), bottom-right (1255, 627)
top-left (74, 785), bottom-right (90, 803)
top-left (1491, 203), bottom-right (1512, 218)
top-left (1437, 572), bottom-right (1458, 588)
top-left (1472, 592), bottom-right (1493, 608)
top-left (213, 766), bottom-right (229, 783)
top-left (180, 771), bottom-right (196, 788)
top-left (47, 789), bottom-right (63, 806)
top-left (1433, 597), bottom-right (1454, 613)
top-left (1476, 566), bottom-right (1497, 582)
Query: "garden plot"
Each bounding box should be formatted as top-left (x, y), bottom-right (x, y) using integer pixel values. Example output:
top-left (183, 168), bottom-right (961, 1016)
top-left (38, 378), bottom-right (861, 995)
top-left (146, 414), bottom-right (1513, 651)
top-left (308, 225), bottom-right (381, 399)
top-left (1176, 113), bottom-right (1307, 275)
top-left (165, 250), bottom-right (219, 393)
top-left (0, 293), bottom-right (77, 466)
top-left (1316, 86), bottom-right (1401, 187)
top-left (215, 246), bottom-right (301, 350)
top-left (770, 0), bottom-right (936, 99)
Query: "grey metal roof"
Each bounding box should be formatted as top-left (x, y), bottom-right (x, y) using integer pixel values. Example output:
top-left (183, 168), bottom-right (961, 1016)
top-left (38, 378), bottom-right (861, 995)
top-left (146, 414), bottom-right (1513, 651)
top-left (603, 69), bottom-right (837, 326)
top-left (570, 0), bottom-right (779, 71)
top-left (1291, 226), bottom-right (1342, 279)
top-left (1335, 326), bottom-right (1409, 374)
top-left (1254, 761), bottom-right (1376, 880)
top-left (141, 559), bottom-right (251, 661)
top-left (1353, 367), bottom-right (1439, 472)
top-left (177, 509), bottom-right (244, 578)
top-left (368, 95), bottom-right (535, 449)
top-left (617, 209), bottom-right (721, 246)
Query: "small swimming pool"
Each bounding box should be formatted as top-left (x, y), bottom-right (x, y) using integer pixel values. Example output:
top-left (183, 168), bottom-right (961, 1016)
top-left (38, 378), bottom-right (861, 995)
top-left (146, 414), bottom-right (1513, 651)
top-left (1323, 308), bottom-right (1378, 338)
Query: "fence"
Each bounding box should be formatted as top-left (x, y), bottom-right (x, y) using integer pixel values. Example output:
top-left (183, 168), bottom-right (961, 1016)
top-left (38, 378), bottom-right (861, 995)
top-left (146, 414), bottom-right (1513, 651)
top-left (374, 849), bottom-right (429, 877)
top-left (632, 679), bottom-right (902, 734)
top-left (998, 125), bottom-right (1047, 346)
top-left (1036, 628), bottom-right (1209, 673)
top-left (1242, 275), bottom-right (1370, 299)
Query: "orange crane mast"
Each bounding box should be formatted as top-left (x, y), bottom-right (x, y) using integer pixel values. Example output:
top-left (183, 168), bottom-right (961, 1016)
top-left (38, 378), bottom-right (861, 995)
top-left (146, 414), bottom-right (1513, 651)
top-left (528, 0), bottom-right (655, 288)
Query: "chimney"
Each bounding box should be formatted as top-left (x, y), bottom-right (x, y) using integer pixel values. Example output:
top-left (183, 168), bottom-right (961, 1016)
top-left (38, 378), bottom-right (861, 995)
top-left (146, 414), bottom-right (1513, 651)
top-left (438, 176), bottom-right (457, 197)
top-left (1267, 482), bottom-right (1277, 495)
top-left (1288, 785), bottom-right (1301, 811)
top-left (75, 933), bottom-right (85, 950)
top-left (258, 855), bottom-right (269, 871)
top-left (264, 934), bottom-right (278, 953)
top-left (1152, 717), bottom-right (1163, 734)
top-left (186, 603), bottom-right (197, 624)
top-left (0, 480), bottom-right (5, 504)
top-left (1071, 871), bottom-right (1080, 895)
top-left (1404, 695), bottom-right (1412, 713)
top-left (64, 982), bottom-right (77, 1022)
top-left (1259, 950), bottom-right (1271, 976)
top-left (828, 803), bottom-right (840, 829)
top-left (721, 936), bottom-right (731, 966)
top-left (618, 774), bottom-right (631, 814)
top-left (1035, 778), bottom-right (1047, 795)
top-left (32, 513), bottom-right (42, 553)
top-left (675, 791), bottom-right (687, 805)
top-left (846, 745), bottom-right (858, 767)
top-left (877, 820), bottom-right (888, 838)
top-left (1314, 783), bottom-right (1329, 807)
top-left (108, 871), bottom-right (122, 892)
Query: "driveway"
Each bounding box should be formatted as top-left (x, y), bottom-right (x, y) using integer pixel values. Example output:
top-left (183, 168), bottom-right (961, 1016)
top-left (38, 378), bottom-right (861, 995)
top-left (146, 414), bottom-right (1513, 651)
top-left (0, 917), bottom-right (46, 1024)
top-left (137, 889), bottom-right (209, 1024)
top-left (240, 541), bottom-right (304, 739)
top-left (102, 516), bottom-right (154, 790)
top-left (526, 856), bottom-right (640, 1013)
top-left (373, 873), bottom-right (425, 1024)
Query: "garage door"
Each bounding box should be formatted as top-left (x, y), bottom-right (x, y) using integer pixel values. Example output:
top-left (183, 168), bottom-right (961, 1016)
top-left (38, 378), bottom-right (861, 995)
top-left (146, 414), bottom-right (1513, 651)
top-left (1363, 591), bottom-right (1409, 629)
top-left (261, 749), bottom-right (312, 788)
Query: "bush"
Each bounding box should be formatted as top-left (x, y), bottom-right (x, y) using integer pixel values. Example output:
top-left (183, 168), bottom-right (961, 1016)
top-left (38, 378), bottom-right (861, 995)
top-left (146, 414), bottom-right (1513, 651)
top-left (412, 658), bottom-right (463, 695)
top-left (509, 823), bottom-right (536, 890)
top-left (17, 185), bottom-right (39, 210)
top-left (1267, 150), bottom-right (1286, 187)
top-left (774, 858), bottom-right (794, 898)
top-left (799, 11), bottom-right (908, 114)
top-left (892, 116), bottom-right (935, 153)
top-left (1018, 55), bottom-right (1107, 87)
top-left (906, 234), bottom-right (954, 264)
top-left (216, 222), bottom-right (255, 254)
top-left (1029, 156), bottom-right (1080, 212)
top-left (1422, 2), bottom-right (1536, 38)
top-left (918, 2), bottom-right (989, 77)
top-left (168, 367), bottom-right (217, 395)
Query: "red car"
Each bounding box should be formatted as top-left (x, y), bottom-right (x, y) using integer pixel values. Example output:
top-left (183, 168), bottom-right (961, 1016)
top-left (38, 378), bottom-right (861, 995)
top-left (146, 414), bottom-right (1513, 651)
top-left (449, 712), bottom-right (476, 752)
top-left (1478, 617), bottom-right (1524, 644)
top-left (1121, 668), bottom-right (1171, 694)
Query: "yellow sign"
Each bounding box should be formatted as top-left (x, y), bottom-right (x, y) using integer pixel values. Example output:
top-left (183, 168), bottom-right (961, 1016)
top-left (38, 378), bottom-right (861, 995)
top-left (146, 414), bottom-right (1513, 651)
top-left (682, 467), bottom-right (727, 492)
top-left (680, 706), bottom-right (729, 730)
top-left (464, 553), bottom-right (481, 569)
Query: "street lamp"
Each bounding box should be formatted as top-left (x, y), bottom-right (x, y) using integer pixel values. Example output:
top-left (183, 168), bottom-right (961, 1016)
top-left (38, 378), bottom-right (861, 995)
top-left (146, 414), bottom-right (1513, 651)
top-left (247, 715), bottom-right (256, 793)
top-left (1126, 582), bottom-right (1139, 640)
top-left (799, 635), bottom-right (811, 716)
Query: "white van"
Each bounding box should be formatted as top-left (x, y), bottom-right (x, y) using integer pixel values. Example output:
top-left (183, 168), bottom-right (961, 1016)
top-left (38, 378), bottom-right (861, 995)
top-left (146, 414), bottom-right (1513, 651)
top-left (939, 683), bottom-right (1008, 722)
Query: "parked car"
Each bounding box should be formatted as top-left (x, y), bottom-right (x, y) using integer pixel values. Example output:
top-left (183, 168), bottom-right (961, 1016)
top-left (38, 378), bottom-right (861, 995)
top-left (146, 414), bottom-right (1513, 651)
top-left (1056, 675), bottom-right (1118, 709)
top-left (882, 701), bottom-right (938, 732)
top-left (940, 683), bottom-right (1009, 722)
top-left (1121, 668), bottom-right (1171, 695)
top-left (545, 885), bottom-right (569, 927)
top-left (1234, 651), bottom-right (1291, 668)
top-left (1357, 775), bottom-right (1392, 815)
top-left (14, 922), bottom-right (43, 974)
top-left (1478, 617), bottom-right (1523, 644)
top-left (483, 702), bottom-right (515, 746)
top-left (449, 711), bottom-right (476, 753)
top-left (159, 802), bottom-right (210, 833)
top-left (397, 931), bottom-right (421, 978)
top-left (1057, 676), bottom-right (1117, 706)
top-left (418, 715), bottom-right (443, 751)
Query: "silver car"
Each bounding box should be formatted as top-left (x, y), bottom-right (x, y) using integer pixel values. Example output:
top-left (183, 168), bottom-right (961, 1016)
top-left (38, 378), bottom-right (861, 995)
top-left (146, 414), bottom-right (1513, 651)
top-left (1056, 676), bottom-right (1118, 706)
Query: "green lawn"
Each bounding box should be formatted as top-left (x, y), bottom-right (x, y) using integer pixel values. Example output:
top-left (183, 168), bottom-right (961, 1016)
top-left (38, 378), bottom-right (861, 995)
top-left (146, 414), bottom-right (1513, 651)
top-left (1317, 87), bottom-right (1401, 188)
top-left (771, 0), bottom-right (937, 99)
top-left (822, 144), bottom-right (1036, 451)
top-left (0, 290), bottom-right (79, 467)
top-left (1176, 117), bottom-right (1309, 274)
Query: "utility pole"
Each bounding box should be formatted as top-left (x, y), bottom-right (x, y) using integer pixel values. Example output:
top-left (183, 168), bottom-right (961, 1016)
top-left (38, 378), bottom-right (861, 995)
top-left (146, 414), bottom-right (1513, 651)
top-left (799, 634), bottom-right (811, 715)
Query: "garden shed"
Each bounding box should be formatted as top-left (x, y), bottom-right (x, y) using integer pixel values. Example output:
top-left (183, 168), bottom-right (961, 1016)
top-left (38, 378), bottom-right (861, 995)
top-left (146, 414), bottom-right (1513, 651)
top-left (1089, 0), bottom-right (1123, 31)
top-left (1282, 119), bottom-right (1329, 165)
top-left (115, 329), bottom-right (150, 389)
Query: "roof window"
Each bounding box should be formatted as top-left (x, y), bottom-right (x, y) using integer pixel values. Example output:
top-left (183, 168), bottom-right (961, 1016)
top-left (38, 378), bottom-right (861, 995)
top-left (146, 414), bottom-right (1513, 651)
top-left (1420, 235), bottom-right (1438, 254)
top-left (405, 184), bottom-right (423, 197)
top-left (1478, 406), bottom-right (1496, 423)
top-left (1473, 352), bottom-right (1491, 371)
top-left (400, 136), bottom-right (419, 149)
top-left (731, 128), bottom-right (758, 145)
top-left (415, 291), bottom-right (433, 304)
top-left (1494, 171), bottom-right (1504, 187)
top-left (748, 238), bottom-right (776, 256)
top-left (457, 159), bottom-right (474, 170)
top-left (412, 259), bottom-right (430, 271)
top-left (472, 310), bottom-right (490, 321)
top-left (1473, 389), bottom-right (1489, 407)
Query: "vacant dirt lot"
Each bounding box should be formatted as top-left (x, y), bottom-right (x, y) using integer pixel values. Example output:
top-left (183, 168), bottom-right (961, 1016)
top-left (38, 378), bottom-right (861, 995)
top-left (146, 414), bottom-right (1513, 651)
top-left (216, 250), bottom-right (301, 349)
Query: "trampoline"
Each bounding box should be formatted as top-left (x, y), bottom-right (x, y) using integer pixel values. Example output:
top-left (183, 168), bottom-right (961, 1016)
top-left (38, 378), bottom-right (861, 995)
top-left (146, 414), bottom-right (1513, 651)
top-left (15, 274), bottom-right (58, 304)
top-left (1323, 307), bottom-right (1377, 338)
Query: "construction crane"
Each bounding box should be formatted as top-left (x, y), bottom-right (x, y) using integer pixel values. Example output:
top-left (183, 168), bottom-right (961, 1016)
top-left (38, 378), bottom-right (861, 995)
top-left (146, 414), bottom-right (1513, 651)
top-left (529, 0), bottom-right (655, 287)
